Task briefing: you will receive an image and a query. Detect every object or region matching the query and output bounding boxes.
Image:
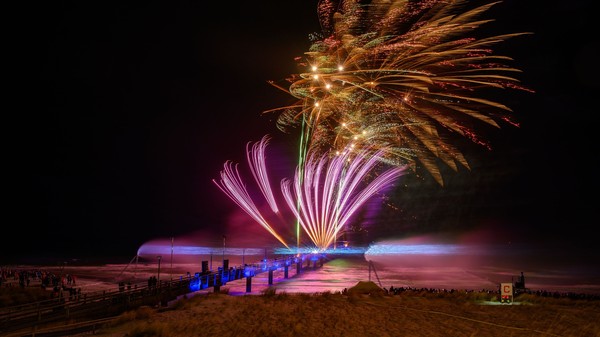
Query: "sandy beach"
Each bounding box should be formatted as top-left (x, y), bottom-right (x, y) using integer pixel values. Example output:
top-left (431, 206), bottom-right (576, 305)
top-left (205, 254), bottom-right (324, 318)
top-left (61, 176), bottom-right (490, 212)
top-left (81, 283), bottom-right (600, 337)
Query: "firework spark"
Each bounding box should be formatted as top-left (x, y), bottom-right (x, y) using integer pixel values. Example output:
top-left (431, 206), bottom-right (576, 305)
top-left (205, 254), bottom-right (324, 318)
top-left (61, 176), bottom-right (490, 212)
top-left (214, 137), bottom-right (406, 251)
top-left (247, 135), bottom-right (280, 214)
top-left (212, 137), bottom-right (290, 249)
top-left (281, 147), bottom-right (406, 250)
top-left (266, 0), bottom-right (532, 185)
top-left (214, 0), bottom-right (530, 250)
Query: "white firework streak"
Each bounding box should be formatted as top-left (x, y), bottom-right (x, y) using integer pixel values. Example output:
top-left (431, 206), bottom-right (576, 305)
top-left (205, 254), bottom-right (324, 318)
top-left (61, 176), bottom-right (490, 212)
top-left (212, 159), bottom-right (290, 249)
top-left (247, 135), bottom-right (279, 213)
top-left (281, 148), bottom-right (407, 250)
top-left (214, 138), bottom-right (406, 251)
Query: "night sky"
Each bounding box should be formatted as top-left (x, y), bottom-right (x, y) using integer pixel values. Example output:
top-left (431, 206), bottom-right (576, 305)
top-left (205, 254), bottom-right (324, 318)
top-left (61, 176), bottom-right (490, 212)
top-left (5, 0), bottom-right (597, 264)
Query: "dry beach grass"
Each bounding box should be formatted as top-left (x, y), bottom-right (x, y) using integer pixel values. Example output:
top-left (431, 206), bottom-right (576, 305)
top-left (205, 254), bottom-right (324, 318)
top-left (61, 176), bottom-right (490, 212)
top-left (88, 282), bottom-right (600, 337)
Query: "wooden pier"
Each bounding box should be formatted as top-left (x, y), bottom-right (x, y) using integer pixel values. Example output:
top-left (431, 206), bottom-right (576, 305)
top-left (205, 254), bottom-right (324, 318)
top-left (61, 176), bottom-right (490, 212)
top-left (191, 254), bottom-right (326, 293)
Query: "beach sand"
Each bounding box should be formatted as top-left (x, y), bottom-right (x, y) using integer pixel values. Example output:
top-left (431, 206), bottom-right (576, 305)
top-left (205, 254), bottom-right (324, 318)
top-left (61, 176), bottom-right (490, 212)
top-left (85, 283), bottom-right (600, 337)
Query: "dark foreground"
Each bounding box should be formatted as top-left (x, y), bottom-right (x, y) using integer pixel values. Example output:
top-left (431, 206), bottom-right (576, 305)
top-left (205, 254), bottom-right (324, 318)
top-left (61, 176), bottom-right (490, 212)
top-left (3, 282), bottom-right (596, 337)
top-left (81, 283), bottom-right (600, 337)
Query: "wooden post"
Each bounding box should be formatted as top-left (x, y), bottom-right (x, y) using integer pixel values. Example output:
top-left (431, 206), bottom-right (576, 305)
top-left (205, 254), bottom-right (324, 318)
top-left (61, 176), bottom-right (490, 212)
top-left (170, 237), bottom-right (174, 281)
top-left (246, 276), bottom-right (252, 293)
top-left (214, 279), bottom-right (220, 293)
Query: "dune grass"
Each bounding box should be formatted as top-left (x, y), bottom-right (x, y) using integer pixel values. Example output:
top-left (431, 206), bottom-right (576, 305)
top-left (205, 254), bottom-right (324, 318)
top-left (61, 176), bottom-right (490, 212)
top-left (0, 286), bottom-right (54, 307)
top-left (91, 282), bottom-right (600, 337)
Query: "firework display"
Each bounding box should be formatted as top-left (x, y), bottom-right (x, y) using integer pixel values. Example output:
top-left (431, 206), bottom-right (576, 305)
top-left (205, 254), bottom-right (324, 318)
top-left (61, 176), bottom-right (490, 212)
top-left (214, 136), bottom-right (406, 251)
top-left (213, 136), bottom-right (291, 249)
top-left (215, 0), bottom-right (529, 251)
top-left (266, 0), bottom-right (531, 185)
top-left (281, 147), bottom-right (406, 250)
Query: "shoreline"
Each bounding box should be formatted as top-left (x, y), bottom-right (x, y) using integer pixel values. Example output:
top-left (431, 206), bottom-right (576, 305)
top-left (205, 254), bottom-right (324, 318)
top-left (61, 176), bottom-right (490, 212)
top-left (3, 255), bottom-right (600, 298)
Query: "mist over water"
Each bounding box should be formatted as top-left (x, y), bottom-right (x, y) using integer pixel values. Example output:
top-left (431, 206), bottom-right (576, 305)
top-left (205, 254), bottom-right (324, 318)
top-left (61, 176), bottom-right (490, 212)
top-left (17, 229), bottom-right (597, 296)
top-left (364, 234), bottom-right (600, 295)
top-left (129, 231), bottom-right (600, 296)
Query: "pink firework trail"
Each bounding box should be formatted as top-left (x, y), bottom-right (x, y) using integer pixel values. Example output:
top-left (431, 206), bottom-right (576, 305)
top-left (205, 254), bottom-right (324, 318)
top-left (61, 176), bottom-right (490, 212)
top-left (214, 136), bottom-right (407, 251)
top-left (213, 136), bottom-right (289, 249)
top-left (247, 135), bottom-right (279, 214)
top-left (281, 148), bottom-right (406, 250)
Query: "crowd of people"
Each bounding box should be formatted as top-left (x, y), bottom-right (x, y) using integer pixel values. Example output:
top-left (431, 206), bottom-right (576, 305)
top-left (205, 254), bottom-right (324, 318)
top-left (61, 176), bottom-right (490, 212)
top-left (1, 266), bottom-right (81, 300)
top-left (383, 285), bottom-right (600, 300)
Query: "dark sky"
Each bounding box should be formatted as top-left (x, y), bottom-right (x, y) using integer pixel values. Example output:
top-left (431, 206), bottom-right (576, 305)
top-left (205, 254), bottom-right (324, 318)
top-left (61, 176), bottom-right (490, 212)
top-left (5, 0), bottom-right (596, 264)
